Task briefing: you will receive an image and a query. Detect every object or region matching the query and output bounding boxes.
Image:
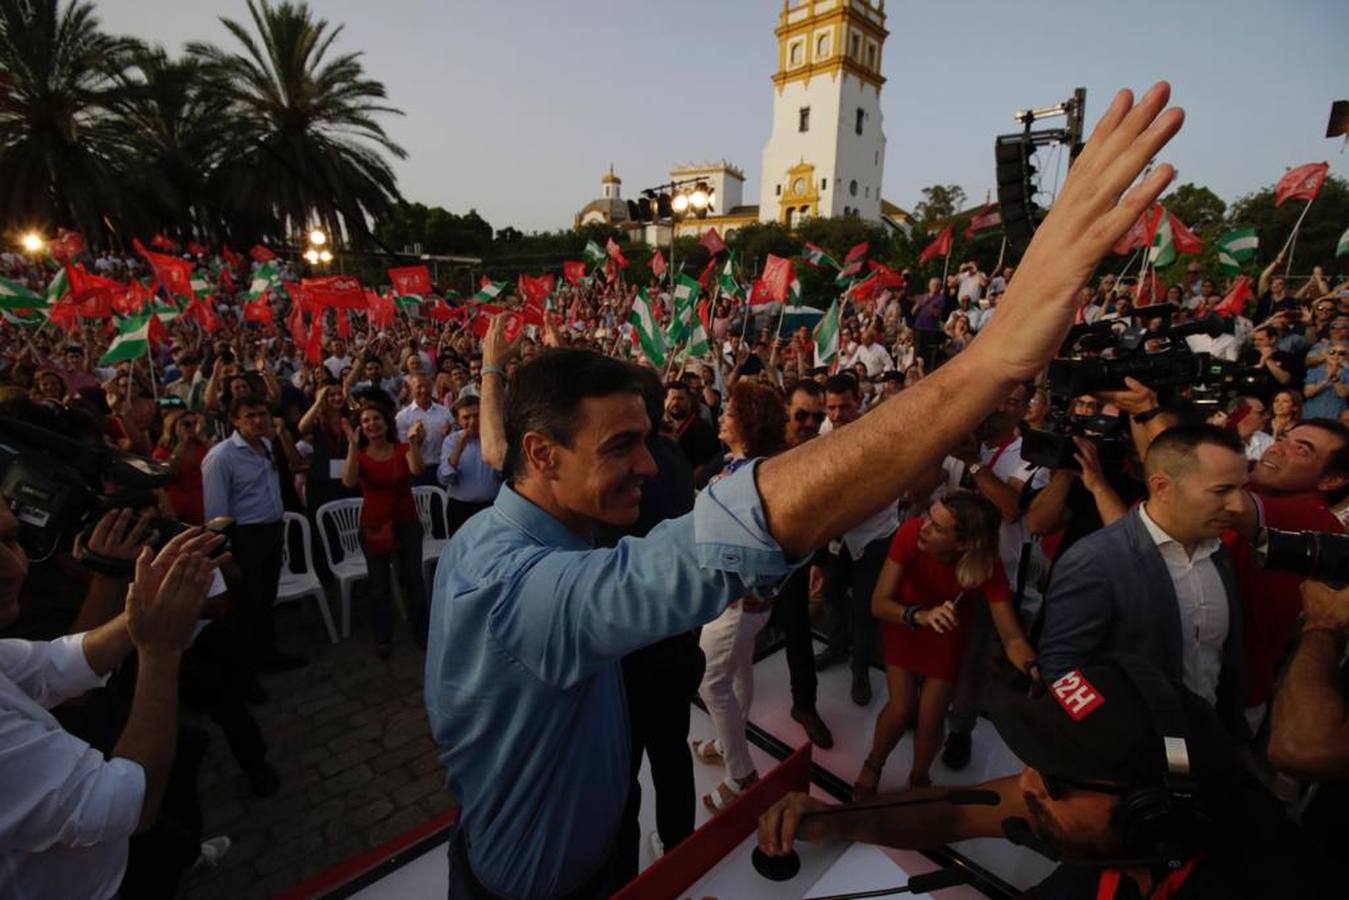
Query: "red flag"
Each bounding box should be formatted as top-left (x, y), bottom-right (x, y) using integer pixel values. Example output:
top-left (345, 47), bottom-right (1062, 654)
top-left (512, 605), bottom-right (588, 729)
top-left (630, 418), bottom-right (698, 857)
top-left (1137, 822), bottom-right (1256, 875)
top-left (150, 233), bottom-right (175, 251)
top-left (562, 260), bottom-right (588, 285)
top-left (219, 266), bottom-right (234, 293)
top-left (185, 241), bottom-right (207, 256)
top-left (368, 291), bottom-right (396, 330)
top-left (133, 238), bottom-right (194, 297)
top-left (301, 275), bottom-right (365, 309)
top-left (243, 293), bottom-right (273, 323)
top-left (112, 279), bottom-right (154, 317)
top-left (844, 242), bottom-right (870, 264)
top-left (222, 244), bottom-right (243, 269)
top-left (388, 265), bottom-right (432, 296)
top-left (761, 254), bottom-right (794, 303)
top-left (304, 311), bottom-right (324, 364)
top-left (651, 249), bottom-right (667, 279)
top-left (425, 300), bottom-right (457, 322)
top-left (699, 228), bottom-right (727, 256)
top-left (964, 206), bottom-right (1002, 240)
top-left (517, 274), bottom-right (554, 310)
top-left (604, 258), bottom-right (619, 283)
top-left (1213, 276), bottom-right (1252, 318)
top-left (49, 228), bottom-right (85, 264)
top-left (1168, 212), bottom-right (1203, 256)
top-left (850, 271), bottom-right (885, 303)
top-left (566, 294), bottom-right (582, 325)
top-left (867, 260), bottom-right (907, 290)
top-left (65, 264), bottom-right (119, 317)
top-left (195, 300), bottom-right (221, 335)
top-left (472, 309), bottom-right (524, 340)
top-left (286, 304), bottom-right (307, 346)
top-left (697, 256), bottom-right (719, 290)
top-left (917, 226), bottom-right (953, 265)
top-left (1112, 210), bottom-right (1151, 255)
top-left (1134, 270), bottom-right (1163, 305)
top-left (606, 237), bottom-right (629, 268)
top-left (697, 298), bottom-right (712, 336)
top-left (1274, 162), bottom-right (1329, 207)
top-left (748, 278), bottom-right (773, 306)
top-left (335, 307), bottom-right (351, 338)
top-left (48, 300), bottom-right (79, 332)
top-left (250, 244), bottom-right (277, 263)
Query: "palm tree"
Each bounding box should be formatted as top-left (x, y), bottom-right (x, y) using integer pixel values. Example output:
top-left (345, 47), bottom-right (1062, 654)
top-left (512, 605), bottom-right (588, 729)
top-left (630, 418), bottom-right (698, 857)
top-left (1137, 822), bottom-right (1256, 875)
top-left (189, 0), bottom-right (406, 249)
top-left (0, 0), bottom-right (139, 240)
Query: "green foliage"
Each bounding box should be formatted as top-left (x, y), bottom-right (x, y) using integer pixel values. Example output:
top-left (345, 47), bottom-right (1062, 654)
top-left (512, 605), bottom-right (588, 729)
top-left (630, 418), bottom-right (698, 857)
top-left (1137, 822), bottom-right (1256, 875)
top-left (1161, 183), bottom-right (1226, 230)
top-left (1228, 174), bottom-right (1347, 276)
top-left (912, 184), bottom-right (967, 228)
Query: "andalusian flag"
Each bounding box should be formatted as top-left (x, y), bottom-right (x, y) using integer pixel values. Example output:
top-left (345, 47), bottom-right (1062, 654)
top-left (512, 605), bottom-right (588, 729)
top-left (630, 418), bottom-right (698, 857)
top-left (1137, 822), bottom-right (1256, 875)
top-left (243, 262), bottom-right (278, 301)
top-left (814, 299), bottom-right (841, 366)
top-left (152, 301), bottom-right (181, 323)
top-left (1147, 207), bottom-right (1201, 268)
top-left (1217, 227), bottom-right (1259, 274)
top-left (2, 308), bottom-right (45, 326)
top-left (667, 275), bottom-right (701, 346)
top-left (45, 267), bottom-right (69, 305)
top-left (717, 253), bottom-right (745, 301)
top-left (394, 294), bottom-right (422, 310)
top-left (583, 240), bottom-right (606, 265)
top-left (472, 280), bottom-right (505, 303)
top-left (0, 277), bottom-right (48, 310)
top-left (190, 274), bottom-right (214, 300)
top-left (629, 288), bottom-right (668, 367)
top-left (99, 312), bottom-right (152, 365)
top-left (686, 302), bottom-right (712, 359)
top-left (802, 242), bottom-right (840, 269)
top-left (1336, 227), bottom-right (1349, 259)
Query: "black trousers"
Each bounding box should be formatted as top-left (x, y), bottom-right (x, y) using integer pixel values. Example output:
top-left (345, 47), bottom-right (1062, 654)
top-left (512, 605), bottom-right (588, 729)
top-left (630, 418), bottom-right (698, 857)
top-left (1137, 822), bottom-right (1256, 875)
top-left (119, 723), bottom-right (208, 899)
top-left (770, 565), bottom-right (817, 710)
top-left (359, 519), bottom-right (430, 645)
top-left (180, 621), bottom-right (267, 772)
top-left (822, 538), bottom-right (889, 677)
top-left (227, 520), bottom-right (285, 663)
top-left (612, 631), bottom-right (705, 884)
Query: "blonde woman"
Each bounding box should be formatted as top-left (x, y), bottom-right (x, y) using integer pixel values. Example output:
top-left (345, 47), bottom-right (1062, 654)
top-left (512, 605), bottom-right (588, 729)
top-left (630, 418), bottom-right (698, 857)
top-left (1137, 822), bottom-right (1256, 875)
top-left (854, 491), bottom-right (1037, 796)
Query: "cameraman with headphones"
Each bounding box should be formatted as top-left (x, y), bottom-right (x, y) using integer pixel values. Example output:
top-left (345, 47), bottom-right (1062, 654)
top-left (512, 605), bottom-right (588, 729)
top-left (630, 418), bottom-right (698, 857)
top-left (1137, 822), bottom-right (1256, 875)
top-left (759, 655), bottom-right (1333, 898)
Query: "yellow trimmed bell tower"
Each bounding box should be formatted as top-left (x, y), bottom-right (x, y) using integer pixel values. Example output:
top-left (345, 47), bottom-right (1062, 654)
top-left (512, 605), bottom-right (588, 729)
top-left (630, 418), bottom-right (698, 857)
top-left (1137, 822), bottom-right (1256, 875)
top-left (760, 0), bottom-right (889, 224)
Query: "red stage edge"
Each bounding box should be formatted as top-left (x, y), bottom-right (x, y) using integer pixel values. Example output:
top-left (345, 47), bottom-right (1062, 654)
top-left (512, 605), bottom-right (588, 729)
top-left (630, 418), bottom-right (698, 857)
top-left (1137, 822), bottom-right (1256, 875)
top-left (612, 743), bottom-right (813, 900)
top-left (272, 809), bottom-right (459, 900)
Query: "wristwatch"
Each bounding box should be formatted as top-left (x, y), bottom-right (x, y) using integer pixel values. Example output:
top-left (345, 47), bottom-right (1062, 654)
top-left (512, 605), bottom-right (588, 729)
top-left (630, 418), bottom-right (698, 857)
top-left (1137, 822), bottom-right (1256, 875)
top-left (967, 462), bottom-right (984, 477)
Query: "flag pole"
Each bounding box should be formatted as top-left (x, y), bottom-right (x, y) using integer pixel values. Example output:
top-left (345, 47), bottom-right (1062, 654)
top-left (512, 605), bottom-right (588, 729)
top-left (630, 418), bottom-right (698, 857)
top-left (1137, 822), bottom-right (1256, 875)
top-left (992, 234), bottom-right (1008, 275)
top-left (145, 337), bottom-right (159, 404)
top-left (940, 250), bottom-right (952, 288)
top-left (1280, 195), bottom-right (1316, 278)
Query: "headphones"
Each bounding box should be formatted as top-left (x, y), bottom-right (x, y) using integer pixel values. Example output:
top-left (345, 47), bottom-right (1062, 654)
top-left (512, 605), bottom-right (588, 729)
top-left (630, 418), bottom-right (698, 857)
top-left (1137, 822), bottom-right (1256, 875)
top-left (1103, 655), bottom-right (1214, 870)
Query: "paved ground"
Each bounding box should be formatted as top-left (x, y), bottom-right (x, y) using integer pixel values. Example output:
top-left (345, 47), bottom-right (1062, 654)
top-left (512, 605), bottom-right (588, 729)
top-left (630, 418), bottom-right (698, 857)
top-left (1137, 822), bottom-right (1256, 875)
top-left (181, 591), bottom-right (451, 900)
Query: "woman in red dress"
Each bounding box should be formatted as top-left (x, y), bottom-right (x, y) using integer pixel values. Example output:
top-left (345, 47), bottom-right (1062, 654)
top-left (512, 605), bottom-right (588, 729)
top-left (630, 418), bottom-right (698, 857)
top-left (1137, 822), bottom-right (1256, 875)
top-left (341, 402), bottom-right (429, 658)
top-left (854, 490), bottom-right (1038, 796)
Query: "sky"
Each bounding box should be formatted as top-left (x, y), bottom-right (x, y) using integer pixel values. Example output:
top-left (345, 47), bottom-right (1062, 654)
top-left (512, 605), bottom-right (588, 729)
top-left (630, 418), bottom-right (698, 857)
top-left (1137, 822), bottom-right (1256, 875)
top-left (98, 0), bottom-right (1349, 234)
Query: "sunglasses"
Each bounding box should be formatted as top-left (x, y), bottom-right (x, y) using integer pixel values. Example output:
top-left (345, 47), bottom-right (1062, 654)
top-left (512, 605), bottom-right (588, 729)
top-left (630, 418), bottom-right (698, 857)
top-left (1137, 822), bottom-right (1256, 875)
top-left (793, 410), bottom-right (825, 423)
top-left (1042, 773), bottom-right (1129, 801)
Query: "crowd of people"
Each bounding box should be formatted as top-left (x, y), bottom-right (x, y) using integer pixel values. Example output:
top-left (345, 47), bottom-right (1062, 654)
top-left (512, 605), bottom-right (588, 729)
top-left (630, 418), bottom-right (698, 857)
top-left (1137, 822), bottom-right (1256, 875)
top-left (1, 83), bottom-right (1346, 899)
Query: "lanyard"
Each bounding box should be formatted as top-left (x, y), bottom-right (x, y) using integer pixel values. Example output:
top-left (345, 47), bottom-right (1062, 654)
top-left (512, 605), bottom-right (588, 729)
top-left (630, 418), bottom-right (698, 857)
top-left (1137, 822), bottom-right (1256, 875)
top-left (1096, 855), bottom-right (1202, 900)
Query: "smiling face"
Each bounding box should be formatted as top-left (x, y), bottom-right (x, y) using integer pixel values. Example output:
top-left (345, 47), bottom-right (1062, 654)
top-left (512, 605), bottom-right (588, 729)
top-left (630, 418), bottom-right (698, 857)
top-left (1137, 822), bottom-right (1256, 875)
top-left (533, 393), bottom-right (657, 526)
top-left (1253, 423), bottom-right (1348, 495)
top-left (360, 407), bottom-right (388, 443)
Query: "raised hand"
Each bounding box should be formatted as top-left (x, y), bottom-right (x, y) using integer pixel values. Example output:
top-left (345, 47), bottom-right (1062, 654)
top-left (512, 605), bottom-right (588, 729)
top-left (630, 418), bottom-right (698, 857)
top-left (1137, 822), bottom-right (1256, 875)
top-left (125, 549), bottom-right (215, 657)
top-left (482, 314), bottom-right (524, 368)
top-left (977, 83), bottom-right (1184, 381)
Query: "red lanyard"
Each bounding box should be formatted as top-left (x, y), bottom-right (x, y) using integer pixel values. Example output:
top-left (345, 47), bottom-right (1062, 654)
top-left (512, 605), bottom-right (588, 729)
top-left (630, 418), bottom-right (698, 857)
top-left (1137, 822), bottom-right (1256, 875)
top-left (1096, 855), bottom-right (1202, 900)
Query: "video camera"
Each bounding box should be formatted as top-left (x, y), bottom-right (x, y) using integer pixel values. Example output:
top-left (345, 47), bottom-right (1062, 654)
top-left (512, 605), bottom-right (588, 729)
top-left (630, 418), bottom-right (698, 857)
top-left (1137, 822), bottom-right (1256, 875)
top-left (0, 411), bottom-right (209, 563)
top-left (1022, 410), bottom-right (1132, 472)
top-left (1256, 528), bottom-right (1349, 585)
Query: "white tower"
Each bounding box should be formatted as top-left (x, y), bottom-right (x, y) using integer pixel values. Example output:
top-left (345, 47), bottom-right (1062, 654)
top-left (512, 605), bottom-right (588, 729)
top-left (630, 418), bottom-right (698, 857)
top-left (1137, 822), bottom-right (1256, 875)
top-left (600, 164), bottom-right (621, 200)
top-left (759, 0), bottom-right (888, 226)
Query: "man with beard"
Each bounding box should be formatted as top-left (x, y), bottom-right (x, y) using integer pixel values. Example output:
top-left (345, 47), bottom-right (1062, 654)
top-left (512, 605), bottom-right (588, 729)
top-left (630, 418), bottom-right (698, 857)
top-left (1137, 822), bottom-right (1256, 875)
top-left (758, 656), bottom-right (1333, 899)
top-left (664, 381), bottom-right (721, 487)
top-left (1038, 426), bottom-right (1251, 739)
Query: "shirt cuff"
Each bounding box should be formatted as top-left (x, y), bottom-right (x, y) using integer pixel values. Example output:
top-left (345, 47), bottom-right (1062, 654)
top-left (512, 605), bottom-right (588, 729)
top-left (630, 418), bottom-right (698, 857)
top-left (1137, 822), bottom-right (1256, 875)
top-left (66, 632), bottom-right (113, 693)
top-left (692, 460), bottom-right (804, 593)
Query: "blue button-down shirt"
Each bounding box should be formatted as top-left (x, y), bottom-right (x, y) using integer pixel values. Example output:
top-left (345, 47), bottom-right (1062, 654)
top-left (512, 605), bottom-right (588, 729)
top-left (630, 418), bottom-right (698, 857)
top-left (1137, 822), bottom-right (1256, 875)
top-left (201, 431), bottom-right (284, 525)
top-left (436, 430), bottom-right (501, 504)
top-left (424, 462), bottom-right (795, 898)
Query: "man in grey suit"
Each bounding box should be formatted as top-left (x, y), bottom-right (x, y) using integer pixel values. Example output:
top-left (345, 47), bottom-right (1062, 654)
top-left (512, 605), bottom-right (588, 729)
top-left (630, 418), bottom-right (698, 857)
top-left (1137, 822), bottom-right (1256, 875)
top-left (1038, 424), bottom-right (1251, 738)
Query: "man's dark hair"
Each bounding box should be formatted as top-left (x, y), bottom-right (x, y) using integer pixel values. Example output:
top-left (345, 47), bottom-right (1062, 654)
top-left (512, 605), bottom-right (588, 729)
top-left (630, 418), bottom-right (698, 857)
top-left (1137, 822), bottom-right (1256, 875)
top-left (230, 393), bottom-right (270, 422)
top-left (788, 380), bottom-right (825, 403)
top-left (664, 380), bottom-right (692, 396)
top-left (1298, 417), bottom-right (1349, 485)
top-left (451, 395), bottom-right (480, 415)
top-left (1144, 423), bottom-right (1244, 480)
top-left (503, 349), bottom-right (649, 482)
top-left (824, 373), bottom-right (859, 399)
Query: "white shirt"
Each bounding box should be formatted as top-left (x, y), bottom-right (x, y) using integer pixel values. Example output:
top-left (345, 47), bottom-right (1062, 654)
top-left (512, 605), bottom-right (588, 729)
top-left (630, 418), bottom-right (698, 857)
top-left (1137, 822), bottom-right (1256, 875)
top-left (1, 633), bottom-right (146, 900)
top-left (1244, 430), bottom-right (1274, 462)
top-left (846, 342), bottom-right (894, 379)
top-left (956, 272), bottom-right (985, 303)
top-left (322, 354), bottom-right (352, 379)
top-left (1137, 503), bottom-right (1229, 705)
top-left (1185, 332), bottom-right (1240, 362)
top-left (981, 437), bottom-right (1050, 590)
top-left (396, 400), bottom-right (452, 466)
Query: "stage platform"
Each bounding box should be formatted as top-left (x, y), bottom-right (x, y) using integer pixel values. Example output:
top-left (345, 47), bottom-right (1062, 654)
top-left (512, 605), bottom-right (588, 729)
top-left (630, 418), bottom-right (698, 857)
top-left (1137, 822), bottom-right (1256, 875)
top-left (280, 639), bottom-right (1053, 898)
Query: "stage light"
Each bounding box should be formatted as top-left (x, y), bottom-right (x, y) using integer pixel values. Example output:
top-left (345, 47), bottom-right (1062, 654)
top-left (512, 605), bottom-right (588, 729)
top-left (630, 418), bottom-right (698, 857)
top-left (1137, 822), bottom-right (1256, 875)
top-left (689, 188), bottom-right (708, 211)
top-left (308, 229), bottom-right (327, 246)
top-left (671, 192), bottom-right (689, 214)
top-left (20, 232), bottom-right (44, 254)
top-left (318, 249), bottom-right (333, 263)
top-left (304, 249), bottom-right (320, 264)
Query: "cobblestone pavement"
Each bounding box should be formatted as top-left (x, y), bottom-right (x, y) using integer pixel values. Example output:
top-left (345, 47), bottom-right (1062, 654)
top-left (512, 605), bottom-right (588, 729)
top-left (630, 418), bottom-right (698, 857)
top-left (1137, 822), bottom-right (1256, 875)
top-left (181, 593), bottom-right (452, 899)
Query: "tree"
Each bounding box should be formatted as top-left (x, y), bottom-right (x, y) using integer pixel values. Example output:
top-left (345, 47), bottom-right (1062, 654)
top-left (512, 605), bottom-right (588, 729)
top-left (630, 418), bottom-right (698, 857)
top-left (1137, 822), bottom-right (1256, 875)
top-left (1161, 183), bottom-right (1225, 230)
top-left (189, 0), bottom-right (406, 248)
top-left (1228, 174), bottom-right (1348, 277)
top-left (0, 0), bottom-right (140, 239)
top-left (911, 184), bottom-right (967, 228)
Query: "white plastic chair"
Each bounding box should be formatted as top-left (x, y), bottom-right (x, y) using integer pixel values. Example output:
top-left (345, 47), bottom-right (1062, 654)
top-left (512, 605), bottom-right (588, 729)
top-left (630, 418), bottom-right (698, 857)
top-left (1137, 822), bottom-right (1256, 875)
top-left (412, 485), bottom-right (449, 580)
top-left (276, 512), bottom-right (338, 644)
top-left (315, 498), bottom-right (368, 639)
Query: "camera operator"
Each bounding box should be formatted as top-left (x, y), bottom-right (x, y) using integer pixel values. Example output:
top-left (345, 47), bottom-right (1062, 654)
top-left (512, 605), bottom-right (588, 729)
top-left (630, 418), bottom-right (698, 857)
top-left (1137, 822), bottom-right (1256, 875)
top-left (759, 656), bottom-right (1334, 899)
top-left (0, 500), bottom-right (226, 899)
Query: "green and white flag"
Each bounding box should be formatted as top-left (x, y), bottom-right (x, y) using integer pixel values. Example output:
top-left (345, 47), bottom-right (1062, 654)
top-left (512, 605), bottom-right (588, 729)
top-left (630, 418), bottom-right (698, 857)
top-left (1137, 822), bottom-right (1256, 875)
top-left (394, 293), bottom-right (422, 310)
top-left (472, 281), bottom-right (505, 303)
top-left (667, 276), bottom-right (700, 347)
top-left (1217, 227), bottom-right (1259, 274)
top-left (583, 240), bottom-right (606, 265)
top-left (99, 313), bottom-right (152, 365)
top-left (802, 242), bottom-right (840, 269)
top-left (1148, 212), bottom-right (1178, 268)
top-left (1337, 226), bottom-right (1349, 259)
top-left (718, 253), bottom-right (745, 301)
top-left (152, 301), bottom-right (180, 323)
top-left (190, 275), bottom-right (214, 299)
top-left (813, 299), bottom-right (841, 366)
top-left (45, 267), bottom-right (69, 306)
top-left (0, 277), bottom-right (48, 310)
top-left (243, 262), bottom-right (278, 301)
top-left (2, 308), bottom-right (45, 326)
top-left (686, 314), bottom-right (711, 359)
top-left (788, 277), bottom-right (802, 305)
top-left (628, 288), bottom-right (668, 368)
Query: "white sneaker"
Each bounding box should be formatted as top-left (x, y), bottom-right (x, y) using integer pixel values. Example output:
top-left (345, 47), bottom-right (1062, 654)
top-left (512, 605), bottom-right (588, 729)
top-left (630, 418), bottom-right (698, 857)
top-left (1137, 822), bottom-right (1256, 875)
top-left (649, 831), bottom-right (665, 860)
top-left (194, 835), bottom-right (232, 869)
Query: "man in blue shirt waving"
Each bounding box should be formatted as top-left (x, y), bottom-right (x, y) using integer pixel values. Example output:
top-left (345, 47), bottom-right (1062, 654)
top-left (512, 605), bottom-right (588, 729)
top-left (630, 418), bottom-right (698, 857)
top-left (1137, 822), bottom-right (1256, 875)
top-left (426, 81), bottom-right (1186, 899)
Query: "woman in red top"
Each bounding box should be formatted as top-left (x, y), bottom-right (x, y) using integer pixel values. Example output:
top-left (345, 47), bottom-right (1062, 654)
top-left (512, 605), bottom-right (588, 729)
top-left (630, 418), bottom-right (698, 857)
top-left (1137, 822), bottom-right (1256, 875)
top-left (341, 402), bottom-right (429, 658)
top-left (854, 491), bottom-right (1038, 796)
top-left (152, 410), bottom-right (211, 525)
